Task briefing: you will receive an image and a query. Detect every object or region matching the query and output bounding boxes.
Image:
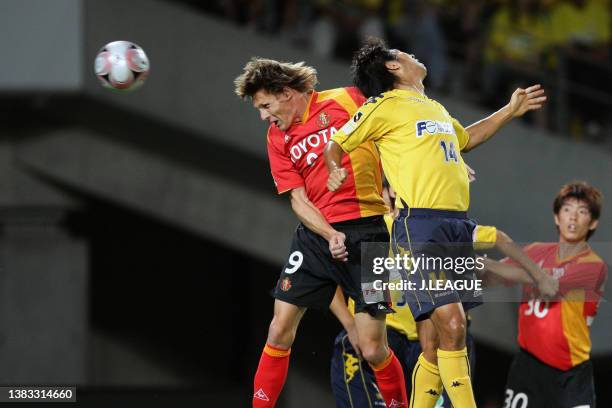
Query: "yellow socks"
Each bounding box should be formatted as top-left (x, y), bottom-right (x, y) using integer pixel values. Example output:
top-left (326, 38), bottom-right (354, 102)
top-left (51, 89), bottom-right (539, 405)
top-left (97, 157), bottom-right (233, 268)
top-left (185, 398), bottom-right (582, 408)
top-left (410, 353), bottom-right (443, 408)
top-left (437, 347), bottom-right (476, 408)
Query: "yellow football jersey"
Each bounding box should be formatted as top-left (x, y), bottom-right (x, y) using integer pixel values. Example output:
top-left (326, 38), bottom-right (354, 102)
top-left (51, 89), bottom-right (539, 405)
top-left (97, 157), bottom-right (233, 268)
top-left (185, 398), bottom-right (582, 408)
top-left (332, 89), bottom-right (471, 211)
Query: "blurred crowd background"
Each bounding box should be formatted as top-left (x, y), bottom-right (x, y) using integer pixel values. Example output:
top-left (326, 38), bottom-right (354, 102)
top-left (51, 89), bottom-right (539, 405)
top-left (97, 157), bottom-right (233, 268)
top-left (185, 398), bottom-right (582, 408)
top-left (189, 0), bottom-right (611, 143)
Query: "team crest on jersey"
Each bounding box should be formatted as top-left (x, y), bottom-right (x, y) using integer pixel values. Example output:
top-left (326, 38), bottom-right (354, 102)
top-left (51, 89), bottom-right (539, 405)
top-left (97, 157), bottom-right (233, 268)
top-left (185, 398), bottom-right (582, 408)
top-left (284, 134), bottom-right (291, 143)
top-left (280, 277), bottom-right (292, 291)
top-left (317, 111), bottom-right (330, 128)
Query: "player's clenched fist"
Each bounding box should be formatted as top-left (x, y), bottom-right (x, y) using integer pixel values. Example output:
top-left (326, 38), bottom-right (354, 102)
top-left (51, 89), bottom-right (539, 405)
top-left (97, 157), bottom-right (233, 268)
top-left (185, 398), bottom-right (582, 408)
top-left (328, 231), bottom-right (348, 262)
top-left (327, 167), bottom-right (348, 192)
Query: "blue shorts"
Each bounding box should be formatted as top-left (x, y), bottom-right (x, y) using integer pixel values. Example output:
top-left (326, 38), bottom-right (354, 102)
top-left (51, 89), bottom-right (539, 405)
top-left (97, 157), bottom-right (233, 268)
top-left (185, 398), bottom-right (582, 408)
top-left (330, 327), bottom-right (476, 408)
top-left (391, 208), bottom-right (483, 321)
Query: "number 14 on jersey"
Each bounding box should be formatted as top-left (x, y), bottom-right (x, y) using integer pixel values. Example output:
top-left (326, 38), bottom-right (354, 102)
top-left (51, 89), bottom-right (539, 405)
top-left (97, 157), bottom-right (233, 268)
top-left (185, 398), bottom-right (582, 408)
top-left (440, 140), bottom-right (458, 163)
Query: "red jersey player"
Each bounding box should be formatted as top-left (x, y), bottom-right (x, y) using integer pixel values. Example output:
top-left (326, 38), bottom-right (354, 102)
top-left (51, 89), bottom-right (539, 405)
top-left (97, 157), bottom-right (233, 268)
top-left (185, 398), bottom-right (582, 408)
top-left (484, 181), bottom-right (607, 408)
top-left (234, 58), bottom-right (408, 408)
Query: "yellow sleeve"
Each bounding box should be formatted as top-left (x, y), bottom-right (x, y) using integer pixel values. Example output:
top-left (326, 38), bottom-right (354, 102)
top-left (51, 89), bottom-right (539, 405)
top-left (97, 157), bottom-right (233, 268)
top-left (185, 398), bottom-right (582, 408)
top-left (473, 225), bottom-right (497, 250)
top-left (453, 117), bottom-right (470, 151)
top-left (331, 94), bottom-right (398, 153)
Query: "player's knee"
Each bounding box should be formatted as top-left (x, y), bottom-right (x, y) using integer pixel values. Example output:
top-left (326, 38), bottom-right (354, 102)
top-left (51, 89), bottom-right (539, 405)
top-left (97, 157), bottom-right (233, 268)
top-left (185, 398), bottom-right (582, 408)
top-left (360, 339), bottom-right (387, 366)
top-left (267, 318), bottom-right (296, 349)
top-left (439, 315), bottom-right (466, 350)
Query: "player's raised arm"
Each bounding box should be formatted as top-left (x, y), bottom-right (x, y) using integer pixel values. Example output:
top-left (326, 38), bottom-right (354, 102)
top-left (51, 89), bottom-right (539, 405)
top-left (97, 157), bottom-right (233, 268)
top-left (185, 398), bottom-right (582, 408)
top-left (462, 84), bottom-right (547, 152)
top-left (481, 258), bottom-right (534, 284)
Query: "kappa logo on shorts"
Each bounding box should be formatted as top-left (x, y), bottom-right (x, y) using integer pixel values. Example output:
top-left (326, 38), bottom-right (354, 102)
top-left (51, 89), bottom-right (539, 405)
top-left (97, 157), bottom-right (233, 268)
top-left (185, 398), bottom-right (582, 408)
top-left (254, 388), bottom-right (270, 401)
top-left (343, 352), bottom-right (359, 383)
top-left (280, 277), bottom-right (292, 292)
top-left (389, 399), bottom-right (406, 407)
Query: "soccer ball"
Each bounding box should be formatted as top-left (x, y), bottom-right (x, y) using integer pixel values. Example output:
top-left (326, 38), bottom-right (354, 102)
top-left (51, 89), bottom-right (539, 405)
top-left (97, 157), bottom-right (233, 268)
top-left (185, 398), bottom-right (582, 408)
top-left (94, 41), bottom-right (150, 91)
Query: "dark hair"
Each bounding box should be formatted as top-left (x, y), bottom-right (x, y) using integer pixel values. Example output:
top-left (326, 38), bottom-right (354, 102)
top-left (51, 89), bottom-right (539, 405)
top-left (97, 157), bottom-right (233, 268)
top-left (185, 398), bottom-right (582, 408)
top-left (350, 37), bottom-right (397, 97)
top-left (553, 181), bottom-right (603, 239)
top-left (234, 57), bottom-right (317, 99)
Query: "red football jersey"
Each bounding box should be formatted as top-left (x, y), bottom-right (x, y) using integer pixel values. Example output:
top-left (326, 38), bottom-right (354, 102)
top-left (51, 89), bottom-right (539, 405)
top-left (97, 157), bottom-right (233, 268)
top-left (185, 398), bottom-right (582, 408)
top-left (267, 87), bottom-right (387, 223)
top-left (506, 243), bottom-right (608, 370)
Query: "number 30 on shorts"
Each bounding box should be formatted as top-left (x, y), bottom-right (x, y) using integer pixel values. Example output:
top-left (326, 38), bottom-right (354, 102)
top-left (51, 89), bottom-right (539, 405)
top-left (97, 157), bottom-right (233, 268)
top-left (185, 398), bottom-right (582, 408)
top-left (504, 389), bottom-right (528, 408)
top-left (284, 251), bottom-right (304, 274)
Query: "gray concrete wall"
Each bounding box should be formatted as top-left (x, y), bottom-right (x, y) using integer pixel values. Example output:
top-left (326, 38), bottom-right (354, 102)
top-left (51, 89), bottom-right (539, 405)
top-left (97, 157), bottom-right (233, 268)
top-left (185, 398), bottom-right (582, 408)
top-left (0, 136), bottom-right (77, 208)
top-left (0, 209), bottom-right (88, 384)
top-left (15, 127), bottom-right (296, 265)
top-left (0, 0), bottom-right (82, 91)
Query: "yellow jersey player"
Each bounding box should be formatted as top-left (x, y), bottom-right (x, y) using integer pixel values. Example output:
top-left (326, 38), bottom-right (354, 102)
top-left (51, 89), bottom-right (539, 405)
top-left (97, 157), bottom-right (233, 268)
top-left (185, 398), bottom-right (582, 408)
top-left (324, 37), bottom-right (554, 408)
top-left (330, 178), bottom-right (557, 408)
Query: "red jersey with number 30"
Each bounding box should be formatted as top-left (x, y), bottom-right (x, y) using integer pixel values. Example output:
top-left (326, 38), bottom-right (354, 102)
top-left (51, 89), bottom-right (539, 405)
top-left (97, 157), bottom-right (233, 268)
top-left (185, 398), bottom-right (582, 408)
top-left (507, 243), bottom-right (608, 370)
top-left (266, 87), bottom-right (387, 223)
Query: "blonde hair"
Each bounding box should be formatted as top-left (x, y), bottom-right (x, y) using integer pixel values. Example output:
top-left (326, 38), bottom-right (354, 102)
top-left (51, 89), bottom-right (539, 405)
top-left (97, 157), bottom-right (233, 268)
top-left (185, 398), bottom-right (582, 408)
top-left (234, 57), bottom-right (318, 99)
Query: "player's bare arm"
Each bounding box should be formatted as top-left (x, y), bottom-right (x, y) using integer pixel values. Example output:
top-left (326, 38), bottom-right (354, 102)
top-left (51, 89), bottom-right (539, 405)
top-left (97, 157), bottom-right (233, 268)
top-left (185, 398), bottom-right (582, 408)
top-left (492, 229), bottom-right (558, 298)
top-left (481, 258), bottom-right (534, 284)
top-left (462, 84), bottom-right (547, 152)
top-left (289, 187), bottom-right (348, 261)
top-left (324, 140), bottom-right (347, 192)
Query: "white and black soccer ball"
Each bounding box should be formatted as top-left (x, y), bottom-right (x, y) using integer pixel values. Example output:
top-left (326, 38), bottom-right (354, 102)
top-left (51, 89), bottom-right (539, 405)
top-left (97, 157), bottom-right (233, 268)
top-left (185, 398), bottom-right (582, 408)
top-left (94, 41), bottom-right (150, 91)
